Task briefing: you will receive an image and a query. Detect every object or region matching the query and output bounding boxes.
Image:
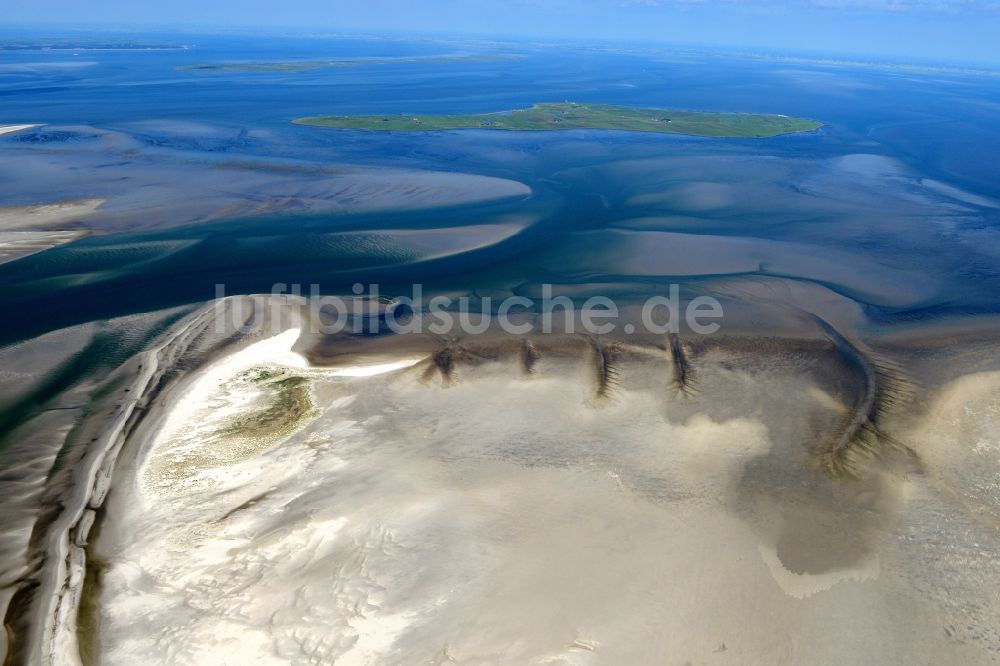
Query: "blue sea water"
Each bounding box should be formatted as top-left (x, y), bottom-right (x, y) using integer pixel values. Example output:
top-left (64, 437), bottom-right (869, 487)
top-left (1, 31), bottom-right (1000, 343)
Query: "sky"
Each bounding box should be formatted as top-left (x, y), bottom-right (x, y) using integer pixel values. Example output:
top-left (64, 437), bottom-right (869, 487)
top-left (3, 0), bottom-right (1000, 64)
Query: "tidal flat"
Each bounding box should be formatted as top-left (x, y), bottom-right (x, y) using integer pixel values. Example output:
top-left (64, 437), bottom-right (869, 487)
top-left (74, 301), bottom-right (1000, 665)
top-left (1, 31), bottom-right (1000, 665)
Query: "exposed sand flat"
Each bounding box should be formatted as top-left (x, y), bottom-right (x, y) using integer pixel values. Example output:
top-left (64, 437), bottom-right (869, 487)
top-left (0, 199), bottom-right (104, 231)
top-left (0, 199), bottom-right (103, 263)
top-left (544, 228), bottom-right (940, 309)
top-left (0, 231), bottom-right (88, 264)
top-left (907, 370), bottom-right (1000, 525)
top-left (89, 319), bottom-right (1000, 665)
top-left (0, 124), bottom-right (41, 136)
top-left (90, 167), bottom-right (532, 227)
top-left (1, 140), bottom-right (532, 232)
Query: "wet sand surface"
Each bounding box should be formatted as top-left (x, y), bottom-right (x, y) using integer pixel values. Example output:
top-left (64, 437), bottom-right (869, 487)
top-left (79, 311), bottom-right (998, 665)
top-left (2, 33), bottom-right (1000, 665)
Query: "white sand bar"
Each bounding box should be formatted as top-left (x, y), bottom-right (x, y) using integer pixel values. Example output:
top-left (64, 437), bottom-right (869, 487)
top-left (0, 199), bottom-right (104, 231)
top-left (0, 199), bottom-right (104, 264)
top-left (0, 124), bottom-right (41, 135)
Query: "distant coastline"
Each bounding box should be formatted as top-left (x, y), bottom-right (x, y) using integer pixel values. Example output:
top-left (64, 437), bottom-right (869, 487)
top-left (178, 53), bottom-right (521, 73)
top-left (0, 40), bottom-right (187, 51)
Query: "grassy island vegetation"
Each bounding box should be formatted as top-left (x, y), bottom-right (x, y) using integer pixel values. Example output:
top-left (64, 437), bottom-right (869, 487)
top-left (293, 102), bottom-right (822, 137)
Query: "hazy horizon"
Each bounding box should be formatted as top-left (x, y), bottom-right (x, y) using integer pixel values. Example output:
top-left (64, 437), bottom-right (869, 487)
top-left (3, 0), bottom-right (1000, 65)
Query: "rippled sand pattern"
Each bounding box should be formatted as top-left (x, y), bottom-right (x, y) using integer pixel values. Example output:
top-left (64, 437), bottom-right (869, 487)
top-left (94, 331), bottom-right (1000, 665)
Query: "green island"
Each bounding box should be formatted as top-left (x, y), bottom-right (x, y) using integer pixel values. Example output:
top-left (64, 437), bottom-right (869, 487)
top-left (179, 53), bottom-right (520, 73)
top-left (292, 102), bottom-right (822, 137)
